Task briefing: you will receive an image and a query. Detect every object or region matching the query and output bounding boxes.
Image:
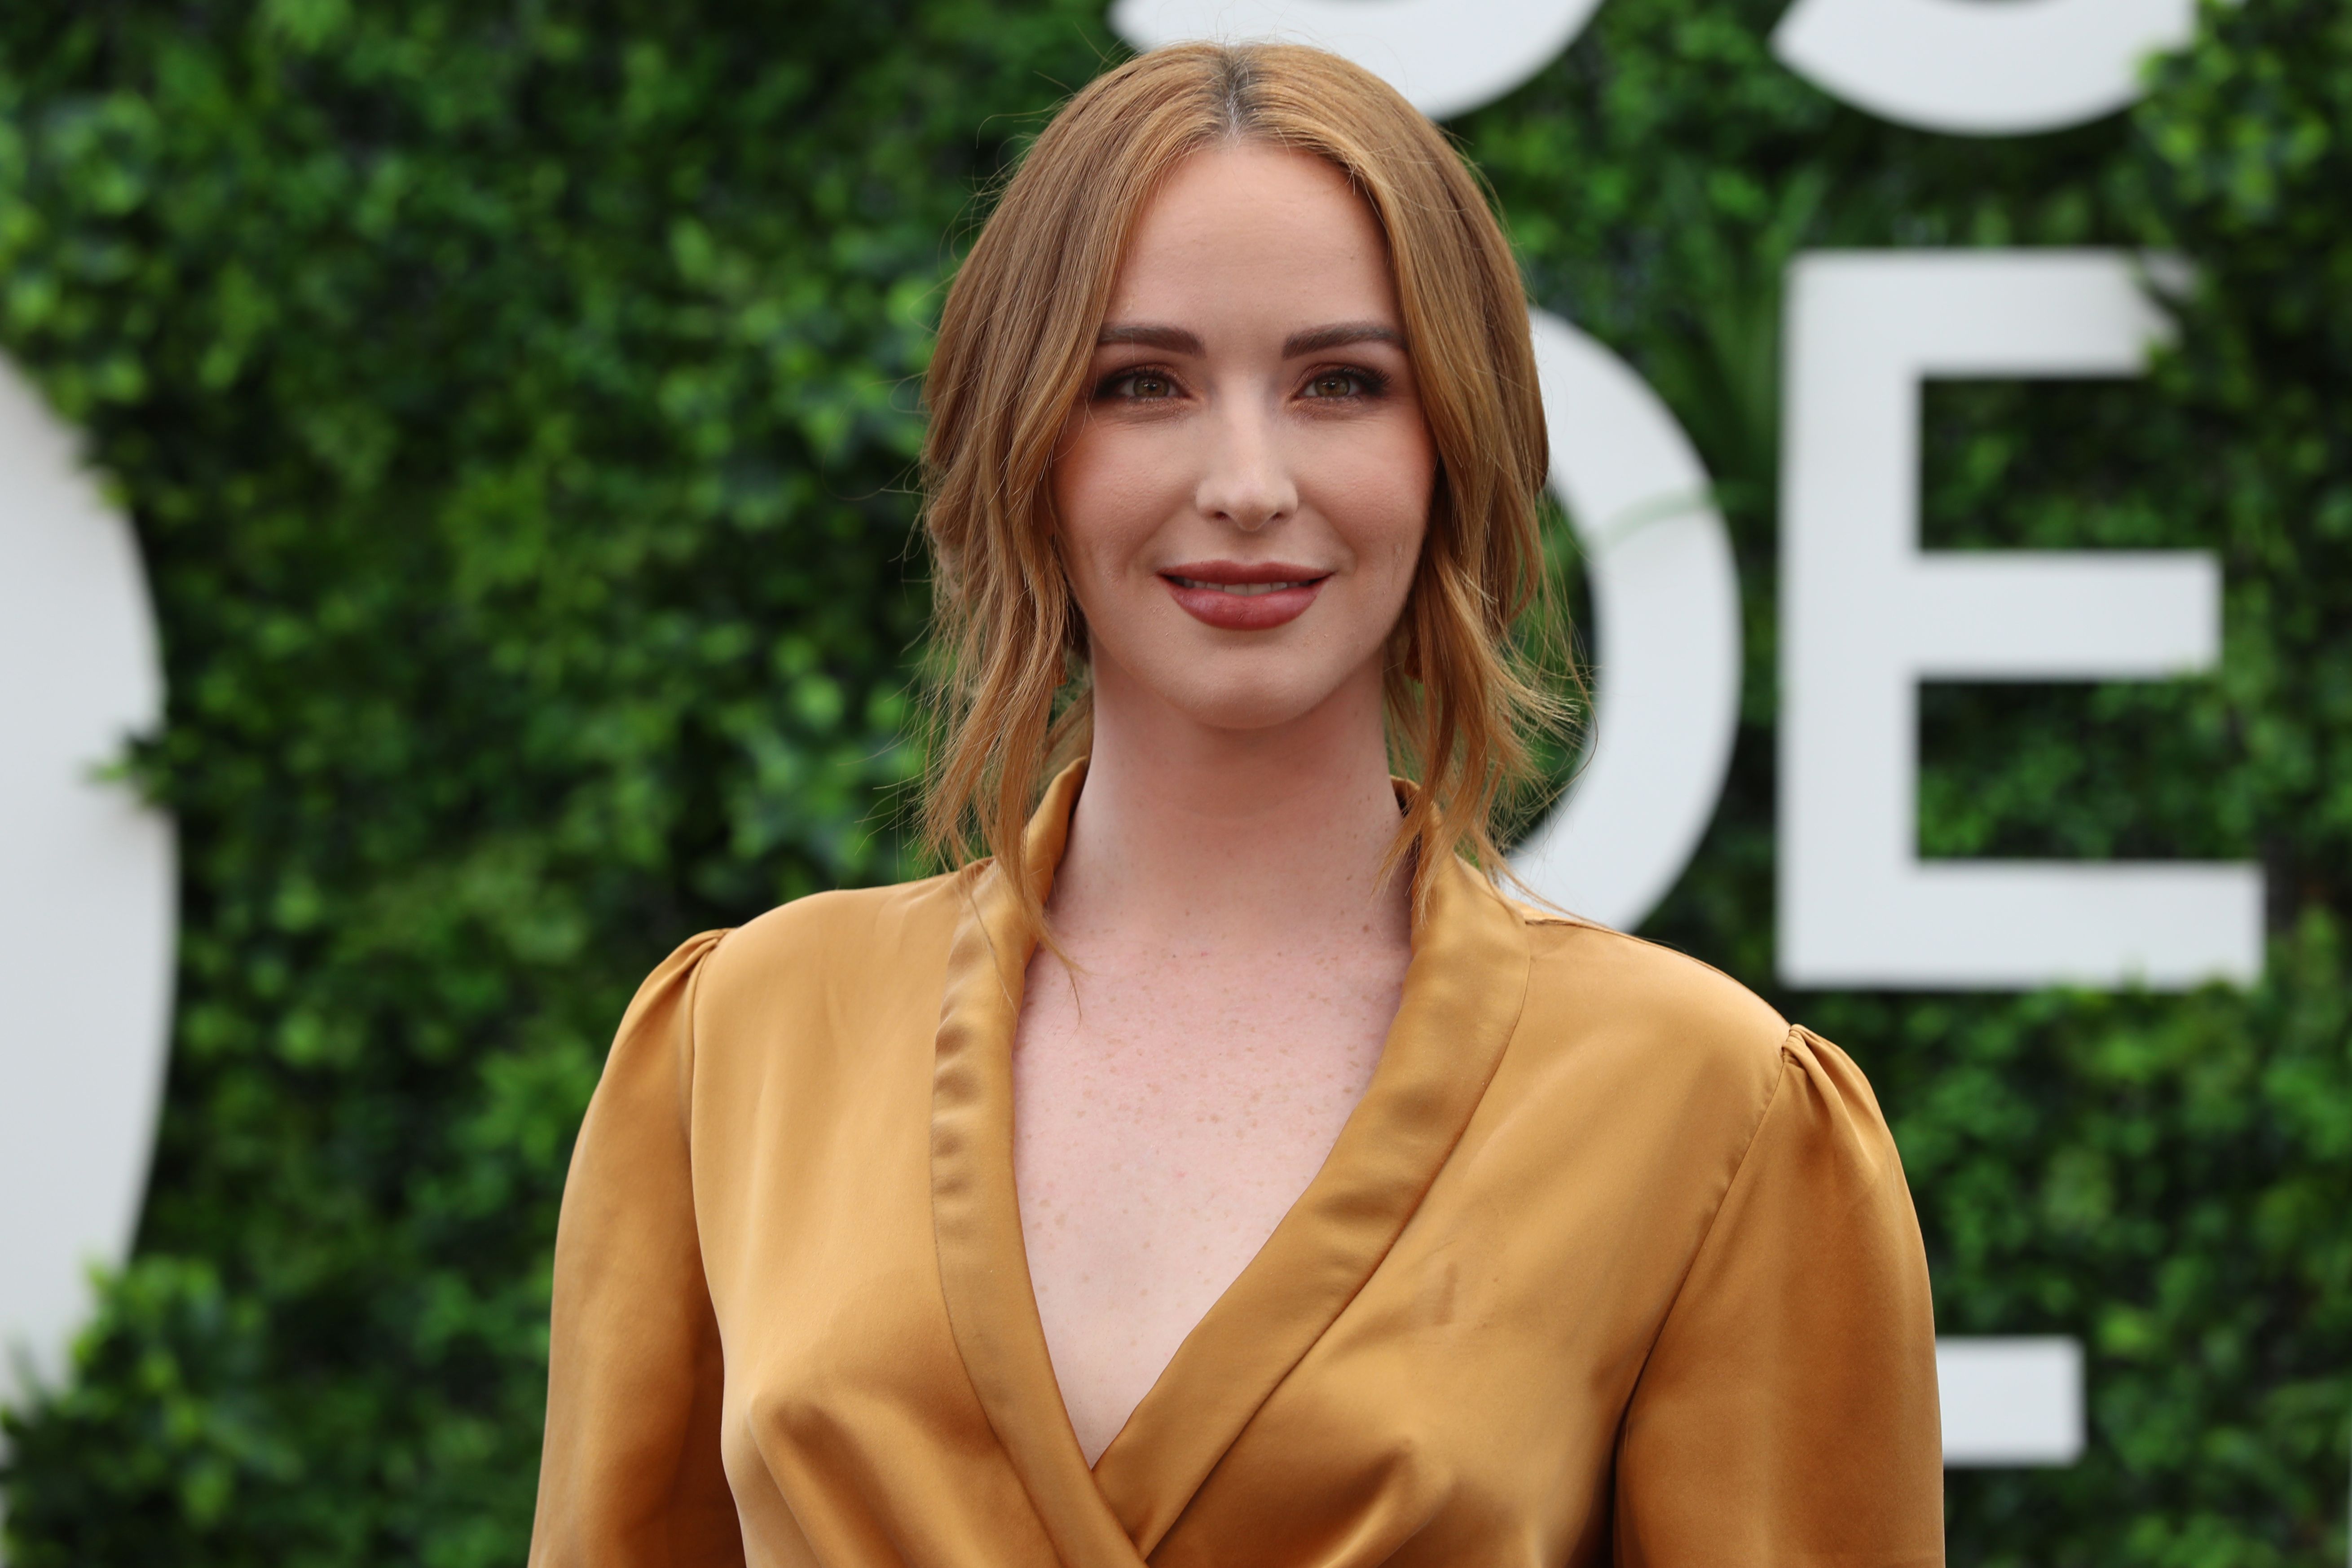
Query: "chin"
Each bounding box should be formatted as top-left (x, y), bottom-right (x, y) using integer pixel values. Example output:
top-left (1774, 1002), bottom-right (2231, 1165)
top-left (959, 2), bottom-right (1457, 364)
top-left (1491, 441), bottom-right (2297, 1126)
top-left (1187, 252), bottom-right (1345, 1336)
top-left (1152, 666), bottom-right (1356, 736)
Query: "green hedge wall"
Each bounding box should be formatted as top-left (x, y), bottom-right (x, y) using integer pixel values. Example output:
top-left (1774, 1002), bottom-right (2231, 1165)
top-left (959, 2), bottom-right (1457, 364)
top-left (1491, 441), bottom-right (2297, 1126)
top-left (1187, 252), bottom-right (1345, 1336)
top-left (0, 1), bottom-right (2344, 1564)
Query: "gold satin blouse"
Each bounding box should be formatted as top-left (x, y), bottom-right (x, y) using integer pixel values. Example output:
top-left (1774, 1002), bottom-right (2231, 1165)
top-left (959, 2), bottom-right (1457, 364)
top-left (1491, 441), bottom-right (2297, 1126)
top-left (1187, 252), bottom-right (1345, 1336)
top-left (530, 764), bottom-right (1944, 1567)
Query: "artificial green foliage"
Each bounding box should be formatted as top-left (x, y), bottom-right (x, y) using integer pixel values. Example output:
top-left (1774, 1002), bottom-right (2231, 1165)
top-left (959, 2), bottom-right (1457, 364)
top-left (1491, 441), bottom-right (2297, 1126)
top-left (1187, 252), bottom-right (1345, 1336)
top-left (1469, 2), bottom-right (2352, 1560)
top-left (0, 3), bottom-right (1110, 1560)
top-left (0, 0), bottom-right (2344, 1563)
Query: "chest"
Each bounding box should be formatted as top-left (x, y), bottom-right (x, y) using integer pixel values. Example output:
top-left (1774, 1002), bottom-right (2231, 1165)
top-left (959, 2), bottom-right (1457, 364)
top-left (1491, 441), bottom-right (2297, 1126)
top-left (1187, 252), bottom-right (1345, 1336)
top-left (693, 953), bottom-right (1686, 1565)
top-left (1013, 943), bottom-right (1399, 1196)
top-left (680, 890), bottom-right (1726, 1563)
top-left (1009, 940), bottom-right (1404, 1457)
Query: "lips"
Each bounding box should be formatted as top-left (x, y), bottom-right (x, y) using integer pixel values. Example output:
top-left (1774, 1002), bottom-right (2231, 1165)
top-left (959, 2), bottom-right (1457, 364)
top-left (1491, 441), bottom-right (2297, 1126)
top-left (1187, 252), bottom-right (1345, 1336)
top-left (1158, 560), bottom-right (1332, 631)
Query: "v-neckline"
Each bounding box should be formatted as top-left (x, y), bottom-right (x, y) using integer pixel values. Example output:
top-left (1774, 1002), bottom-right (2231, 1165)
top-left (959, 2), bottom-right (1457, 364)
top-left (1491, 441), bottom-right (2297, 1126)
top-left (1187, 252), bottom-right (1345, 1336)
top-left (929, 761), bottom-right (1533, 1565)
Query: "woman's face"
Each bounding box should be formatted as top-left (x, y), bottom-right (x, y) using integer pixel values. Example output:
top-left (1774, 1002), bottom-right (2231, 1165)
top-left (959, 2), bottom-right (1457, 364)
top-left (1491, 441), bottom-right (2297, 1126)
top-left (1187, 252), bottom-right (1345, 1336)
top-left (1052, 142), bottom-right (1436, 735)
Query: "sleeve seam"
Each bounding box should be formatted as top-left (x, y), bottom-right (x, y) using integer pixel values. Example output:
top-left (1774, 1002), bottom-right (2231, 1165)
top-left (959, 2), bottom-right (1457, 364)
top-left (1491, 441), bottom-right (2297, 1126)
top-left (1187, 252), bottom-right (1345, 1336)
top-left (1620, 1027), bottom-right (1801, 1408)
top-left (674, 929), bottom-right (733, 1145)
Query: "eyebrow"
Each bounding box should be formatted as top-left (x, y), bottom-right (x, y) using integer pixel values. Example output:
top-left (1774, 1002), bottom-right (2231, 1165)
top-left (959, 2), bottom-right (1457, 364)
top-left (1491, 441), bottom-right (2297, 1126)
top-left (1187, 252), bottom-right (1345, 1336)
top-left (1092, 320), bottom-right (1408, 357)
top-left (1282, 321), bottom-right (1406, 357)
top-left (1096, 323), bottom-right (1204, 354)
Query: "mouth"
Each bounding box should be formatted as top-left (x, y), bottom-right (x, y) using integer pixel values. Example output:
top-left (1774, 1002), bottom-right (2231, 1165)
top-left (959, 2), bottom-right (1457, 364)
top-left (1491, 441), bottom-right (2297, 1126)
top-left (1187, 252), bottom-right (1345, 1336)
top-left (1163, 574), bottom-right (1324, 597)
top-left (1157, 561), bottom-right (1332, 631)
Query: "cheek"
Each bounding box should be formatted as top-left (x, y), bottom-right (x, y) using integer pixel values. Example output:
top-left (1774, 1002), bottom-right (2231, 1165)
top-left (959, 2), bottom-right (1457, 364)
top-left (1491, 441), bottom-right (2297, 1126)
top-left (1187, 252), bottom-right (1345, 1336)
top-left (1051, 424), bottom-right (1179, 592)
top-left (1317, 420), bottom-right (1435, 590)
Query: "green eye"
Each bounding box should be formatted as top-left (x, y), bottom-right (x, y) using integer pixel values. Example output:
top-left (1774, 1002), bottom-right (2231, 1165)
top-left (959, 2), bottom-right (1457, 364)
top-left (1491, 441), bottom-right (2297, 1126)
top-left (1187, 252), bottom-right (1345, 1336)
top-left (1116, 372), bottom-right (1174, 399)
top-left (1304, 370), bottom-right (1372, 398)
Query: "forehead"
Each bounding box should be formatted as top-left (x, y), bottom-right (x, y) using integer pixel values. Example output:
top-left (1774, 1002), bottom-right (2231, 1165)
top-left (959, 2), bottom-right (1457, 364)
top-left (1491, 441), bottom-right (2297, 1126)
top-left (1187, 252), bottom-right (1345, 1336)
top-left (1105, 143), bottom-right (1398, 326)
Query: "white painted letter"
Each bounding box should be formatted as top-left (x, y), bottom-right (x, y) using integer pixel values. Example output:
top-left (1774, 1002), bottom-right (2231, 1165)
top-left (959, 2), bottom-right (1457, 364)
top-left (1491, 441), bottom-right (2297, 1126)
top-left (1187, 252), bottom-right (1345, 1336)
top-left (1779, 251), bottom-right (2262, 991)
top-left (0, 358), bottom-right (176, 1409)
top-left (1511, 312), bottom-right (1742, 932)
top-left (1939, 1336), bottom-right (2086, 1467)
top-left (1772, 0), bottom-right (2197, 137)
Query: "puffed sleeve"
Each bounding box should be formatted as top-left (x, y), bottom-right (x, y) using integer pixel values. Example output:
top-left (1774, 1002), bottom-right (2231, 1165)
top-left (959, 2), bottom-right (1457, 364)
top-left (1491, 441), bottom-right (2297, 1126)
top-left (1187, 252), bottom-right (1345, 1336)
top-left (528, 932), bottom-right (746, 1568)
top-left (1614, 1026), bottom-right (1943, 1568)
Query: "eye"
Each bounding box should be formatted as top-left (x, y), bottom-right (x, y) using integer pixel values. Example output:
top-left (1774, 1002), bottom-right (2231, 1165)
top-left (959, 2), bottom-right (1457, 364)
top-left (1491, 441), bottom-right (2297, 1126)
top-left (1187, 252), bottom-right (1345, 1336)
top-left (1102, 369), bottom-right (1179, 401)
top-left (1300, 367), bottom-right (1386, 400)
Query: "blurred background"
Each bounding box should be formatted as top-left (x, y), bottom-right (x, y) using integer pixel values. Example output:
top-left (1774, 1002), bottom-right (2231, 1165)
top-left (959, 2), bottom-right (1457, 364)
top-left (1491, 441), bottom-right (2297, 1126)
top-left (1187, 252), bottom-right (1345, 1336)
top-left (0, 0), bottom-right (2345, 1562)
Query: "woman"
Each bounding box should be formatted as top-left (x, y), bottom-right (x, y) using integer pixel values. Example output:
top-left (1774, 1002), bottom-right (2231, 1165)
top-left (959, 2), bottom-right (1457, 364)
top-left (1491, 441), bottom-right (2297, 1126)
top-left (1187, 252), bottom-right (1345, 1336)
top-left (530, 40), bottom-right (1943, 1568)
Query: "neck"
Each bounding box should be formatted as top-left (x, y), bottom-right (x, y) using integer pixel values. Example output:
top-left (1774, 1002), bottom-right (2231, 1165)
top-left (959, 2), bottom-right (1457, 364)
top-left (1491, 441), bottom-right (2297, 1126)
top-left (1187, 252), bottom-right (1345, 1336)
top-left (1048, 658), bottom-right (1411, 954)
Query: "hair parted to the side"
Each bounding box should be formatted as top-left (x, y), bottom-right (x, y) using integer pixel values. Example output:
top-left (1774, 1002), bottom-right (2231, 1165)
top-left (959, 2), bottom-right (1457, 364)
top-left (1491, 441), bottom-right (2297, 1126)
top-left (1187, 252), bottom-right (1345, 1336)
top-left (919, 40), bottom-right (1572, 934)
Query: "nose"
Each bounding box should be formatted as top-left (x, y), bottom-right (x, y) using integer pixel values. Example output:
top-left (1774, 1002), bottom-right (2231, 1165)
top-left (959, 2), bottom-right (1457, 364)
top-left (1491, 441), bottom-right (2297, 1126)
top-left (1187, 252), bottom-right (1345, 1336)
top-left (1194, 397), bottom-right (1298, 533)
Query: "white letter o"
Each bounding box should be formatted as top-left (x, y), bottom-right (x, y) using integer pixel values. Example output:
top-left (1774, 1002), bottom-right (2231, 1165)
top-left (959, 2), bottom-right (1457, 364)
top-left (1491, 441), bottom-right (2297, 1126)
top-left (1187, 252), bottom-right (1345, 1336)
top-left (0, 358), bottom-right (176, 1410)
top-left (1510, 312), bottom-right (1743, 932)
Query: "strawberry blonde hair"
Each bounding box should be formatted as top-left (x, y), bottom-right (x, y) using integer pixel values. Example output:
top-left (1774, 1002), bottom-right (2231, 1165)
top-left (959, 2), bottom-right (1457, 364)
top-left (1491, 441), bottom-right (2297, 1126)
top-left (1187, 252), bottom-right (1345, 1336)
top-left (919, 40), bottom-right (1566, 929)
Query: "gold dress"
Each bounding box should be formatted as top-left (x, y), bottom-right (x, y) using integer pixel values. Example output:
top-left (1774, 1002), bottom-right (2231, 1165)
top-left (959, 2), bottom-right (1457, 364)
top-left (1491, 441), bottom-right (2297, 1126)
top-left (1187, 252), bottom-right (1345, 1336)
top-left (529, 764), bottom-right (1943, 1567)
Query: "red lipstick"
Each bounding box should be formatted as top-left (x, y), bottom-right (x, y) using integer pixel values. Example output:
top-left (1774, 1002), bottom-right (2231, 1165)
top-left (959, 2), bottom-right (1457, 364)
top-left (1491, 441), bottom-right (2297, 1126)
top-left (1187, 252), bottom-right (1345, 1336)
top-left (1158, 559), bottom-right (1331, 631)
